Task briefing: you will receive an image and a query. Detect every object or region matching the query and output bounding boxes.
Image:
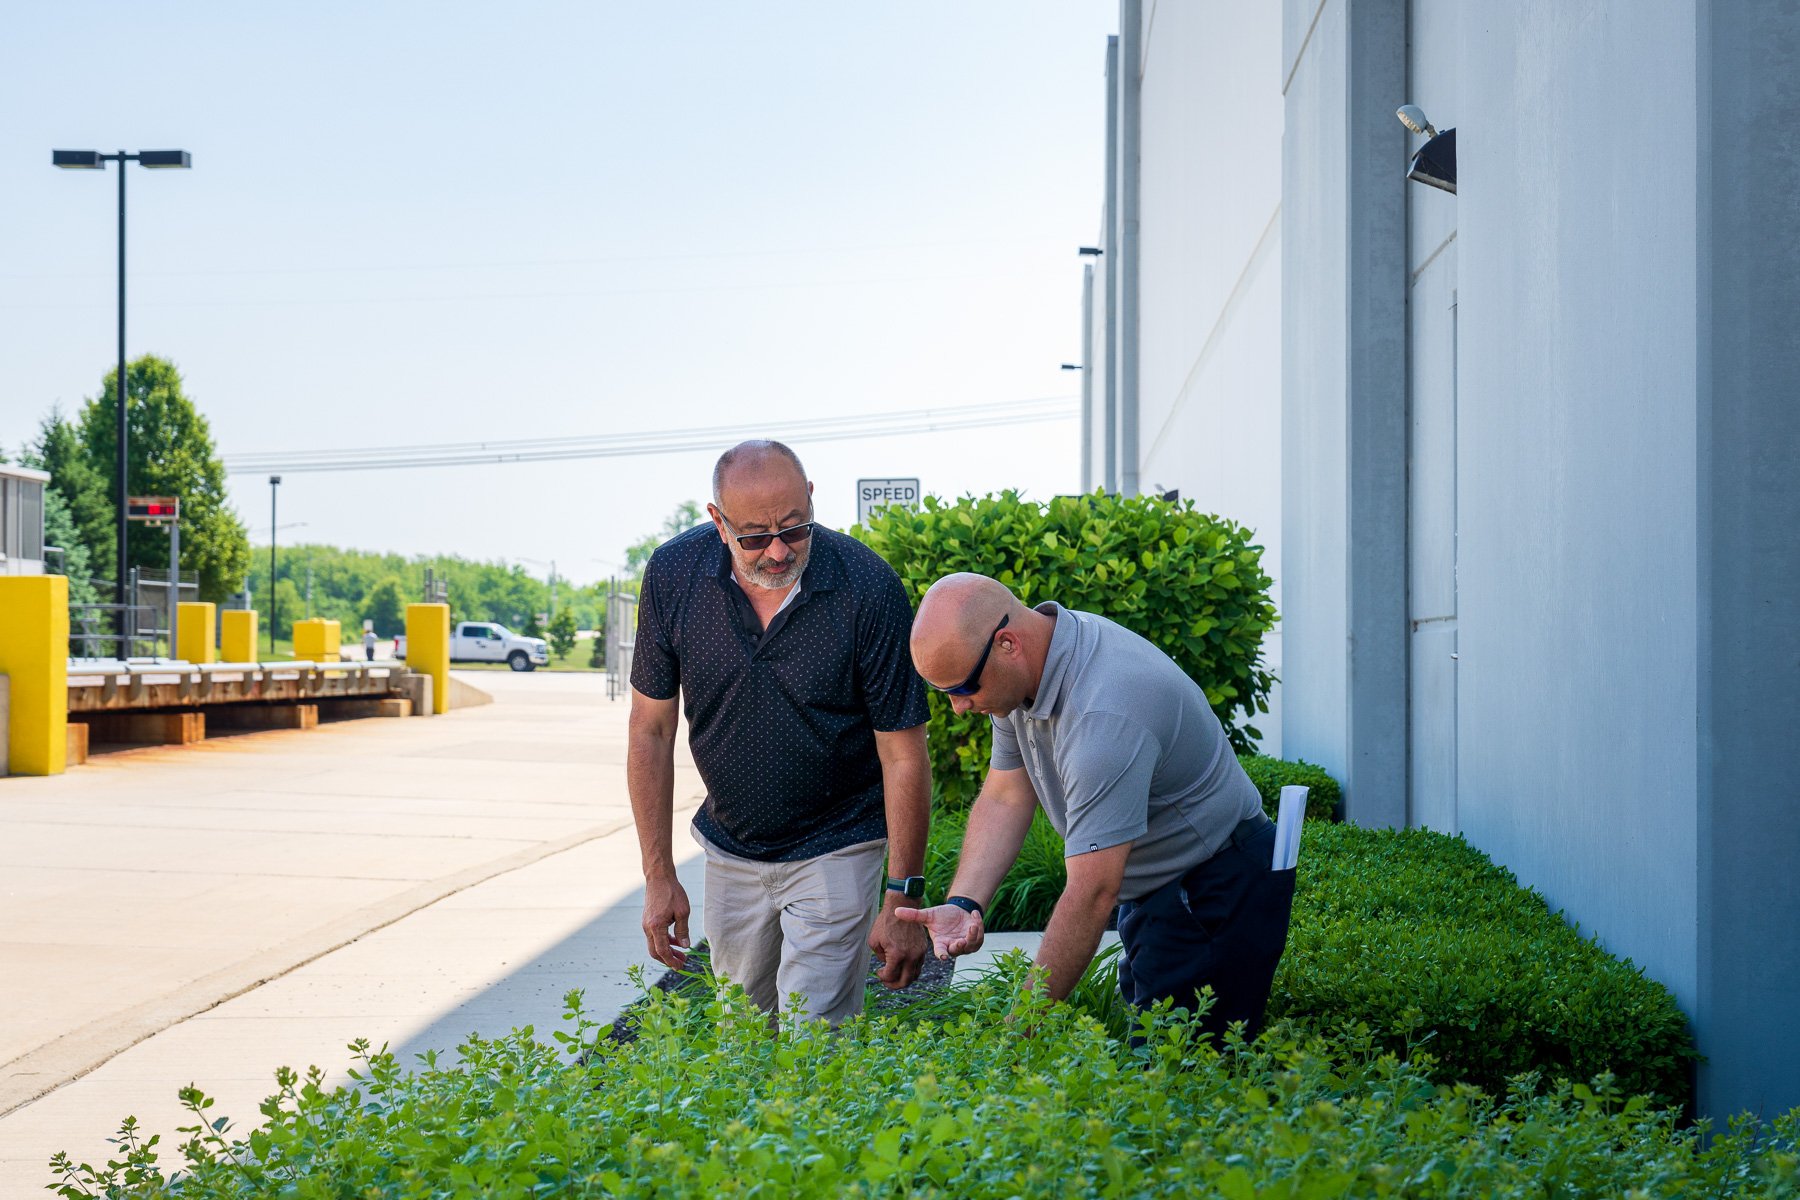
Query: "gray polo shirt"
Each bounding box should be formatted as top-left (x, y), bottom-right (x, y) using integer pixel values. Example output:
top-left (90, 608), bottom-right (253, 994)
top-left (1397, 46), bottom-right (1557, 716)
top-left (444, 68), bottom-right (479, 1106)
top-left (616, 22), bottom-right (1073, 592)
top-left (990, 604), bottom-right (1262, 901)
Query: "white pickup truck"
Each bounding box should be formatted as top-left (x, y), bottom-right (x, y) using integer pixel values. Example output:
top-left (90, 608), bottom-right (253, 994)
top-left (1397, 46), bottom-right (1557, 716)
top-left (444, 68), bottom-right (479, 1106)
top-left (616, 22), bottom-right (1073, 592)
top-left (450, 621), bottom-right (550, 671)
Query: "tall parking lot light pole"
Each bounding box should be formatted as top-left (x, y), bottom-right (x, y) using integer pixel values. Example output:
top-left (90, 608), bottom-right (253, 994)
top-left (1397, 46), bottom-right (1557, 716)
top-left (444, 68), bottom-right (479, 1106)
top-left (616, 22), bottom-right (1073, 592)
top-left (269, 476), bottom-right (281, 654)
top-left (52, 148), bottom-right (192, 646)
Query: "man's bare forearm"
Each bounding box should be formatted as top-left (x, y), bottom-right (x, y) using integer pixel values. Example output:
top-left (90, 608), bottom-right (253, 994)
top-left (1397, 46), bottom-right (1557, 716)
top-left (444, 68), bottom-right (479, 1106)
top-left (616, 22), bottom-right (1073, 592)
top-left (947, 769), bottom-right (1037, 907)
top-left (876, 726), bottom-right (930, 878)
top-left (1034, 883), bottom-right (1116, 1000)
top-left (627, 715), bottom-right (680, 881)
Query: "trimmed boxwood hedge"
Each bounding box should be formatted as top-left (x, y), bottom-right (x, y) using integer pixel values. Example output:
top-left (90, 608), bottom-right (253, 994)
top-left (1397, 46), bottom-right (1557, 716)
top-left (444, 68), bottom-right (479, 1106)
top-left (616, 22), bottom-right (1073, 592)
top-left (1237, 753), bottom-right (1341, 822)
top-left (927, 793), bottom-right (1696, 1106)
top-left (53, 986), bottom-right (1794, 1199)
top-left (1273, 822), bottom-right (1697, 1104)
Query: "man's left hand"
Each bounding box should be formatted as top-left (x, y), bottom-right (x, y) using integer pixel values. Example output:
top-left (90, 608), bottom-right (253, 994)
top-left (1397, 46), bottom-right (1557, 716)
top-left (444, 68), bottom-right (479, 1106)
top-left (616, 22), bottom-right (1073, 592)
top-left (868, 895), bottom-right (929, 990)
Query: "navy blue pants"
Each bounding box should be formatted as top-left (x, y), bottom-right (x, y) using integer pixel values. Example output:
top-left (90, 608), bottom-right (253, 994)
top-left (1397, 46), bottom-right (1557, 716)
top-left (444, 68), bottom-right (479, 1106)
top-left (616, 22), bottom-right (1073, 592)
top-left (1115, 814), bottom-right (1296, 1040)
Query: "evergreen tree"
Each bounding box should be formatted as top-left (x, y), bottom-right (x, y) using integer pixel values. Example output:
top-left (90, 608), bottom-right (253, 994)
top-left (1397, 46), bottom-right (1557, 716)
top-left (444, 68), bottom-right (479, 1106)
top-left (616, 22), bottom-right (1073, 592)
top-left (363, 575), bottom-right (407, 638)
top-left (548, 607), bottom-right (578, 659)
top-left (29, 408), bottom-right (113, 585)
top-left (78, 355), bottom-right (250, 602)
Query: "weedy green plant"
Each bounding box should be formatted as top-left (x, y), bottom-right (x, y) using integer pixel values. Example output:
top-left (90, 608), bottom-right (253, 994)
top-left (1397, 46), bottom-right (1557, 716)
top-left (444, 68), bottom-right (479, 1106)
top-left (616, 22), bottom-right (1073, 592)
top-left (852, 490), bottom-right (1277, 806)
top-left (1237, 753), bottom-right (1341, 822)
top-left (50, 974), bottom-right (1798, 1199)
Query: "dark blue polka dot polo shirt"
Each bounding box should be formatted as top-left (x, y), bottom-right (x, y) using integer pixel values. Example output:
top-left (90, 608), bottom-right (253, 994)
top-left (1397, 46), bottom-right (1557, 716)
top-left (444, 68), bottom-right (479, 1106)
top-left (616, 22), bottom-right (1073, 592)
top-left (631, 524), bottom-right (930, 862)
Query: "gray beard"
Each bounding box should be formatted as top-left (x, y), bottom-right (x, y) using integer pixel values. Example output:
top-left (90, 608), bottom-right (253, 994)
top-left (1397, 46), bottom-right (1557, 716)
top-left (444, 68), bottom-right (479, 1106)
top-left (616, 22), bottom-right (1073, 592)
top-left (744, 556), bottom-right (806, 591)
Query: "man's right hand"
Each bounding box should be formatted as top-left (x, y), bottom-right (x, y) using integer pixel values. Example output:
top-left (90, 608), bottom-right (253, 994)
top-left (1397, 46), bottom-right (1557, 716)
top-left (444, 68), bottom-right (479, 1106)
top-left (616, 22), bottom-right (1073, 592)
top-left (894, 903), bottom-right (985, 961)
top-left (642, 875), bottom-right (692, 969)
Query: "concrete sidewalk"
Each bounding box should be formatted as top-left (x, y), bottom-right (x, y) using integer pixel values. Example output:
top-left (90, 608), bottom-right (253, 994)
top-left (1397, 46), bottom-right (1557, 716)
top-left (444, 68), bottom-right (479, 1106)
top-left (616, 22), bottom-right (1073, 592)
top-left (0, 670), bottom-right (707, 1188)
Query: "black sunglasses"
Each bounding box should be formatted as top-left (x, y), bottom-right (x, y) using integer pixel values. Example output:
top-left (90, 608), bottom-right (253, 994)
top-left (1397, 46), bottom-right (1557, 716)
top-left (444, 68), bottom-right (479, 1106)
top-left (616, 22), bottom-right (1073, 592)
top-left (720, 514), bottom-right (815, 551)
top-left (932, 615), bottom-right (1010, 696)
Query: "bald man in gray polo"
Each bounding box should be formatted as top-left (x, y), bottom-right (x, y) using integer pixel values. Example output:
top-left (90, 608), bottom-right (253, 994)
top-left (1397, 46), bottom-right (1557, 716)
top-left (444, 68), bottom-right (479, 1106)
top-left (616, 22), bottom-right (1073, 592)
top-left (900, 573), bottom-right (1295, 1037)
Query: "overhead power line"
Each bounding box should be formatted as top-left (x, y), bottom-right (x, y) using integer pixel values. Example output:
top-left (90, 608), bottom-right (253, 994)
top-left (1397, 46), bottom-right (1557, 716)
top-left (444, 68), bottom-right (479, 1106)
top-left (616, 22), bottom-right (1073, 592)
top-left (223, 396), bottom-right (1078, 476)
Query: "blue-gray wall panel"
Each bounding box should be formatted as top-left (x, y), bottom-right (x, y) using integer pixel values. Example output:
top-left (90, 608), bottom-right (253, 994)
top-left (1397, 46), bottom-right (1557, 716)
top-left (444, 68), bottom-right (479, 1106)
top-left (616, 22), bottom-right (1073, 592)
top-left (1696, 0), bottom-right (1800, 1123)
top-left (1455, 2), bottom-right (1699, 1006)
top-left (1281, 0), bottom-right (1350, 783)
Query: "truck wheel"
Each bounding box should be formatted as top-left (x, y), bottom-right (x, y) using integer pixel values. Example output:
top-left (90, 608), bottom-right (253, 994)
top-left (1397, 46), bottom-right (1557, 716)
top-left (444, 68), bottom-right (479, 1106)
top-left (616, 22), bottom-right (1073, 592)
top-left (508, 651), bottom-right (532, 672)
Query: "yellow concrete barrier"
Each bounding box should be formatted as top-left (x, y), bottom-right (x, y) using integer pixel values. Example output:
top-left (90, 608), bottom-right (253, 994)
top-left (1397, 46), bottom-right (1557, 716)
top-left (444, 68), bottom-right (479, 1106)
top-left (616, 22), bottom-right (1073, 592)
top-left (0, 575), bottom-right (68, 776)
top-left (405, 603), bottom-right (450, 716)
top-left (222, 609), bottom-right (258, 663)
top-left (293, 617), bottom-right (342, 662)
top-left (177, 601), bottom-right (216, 664)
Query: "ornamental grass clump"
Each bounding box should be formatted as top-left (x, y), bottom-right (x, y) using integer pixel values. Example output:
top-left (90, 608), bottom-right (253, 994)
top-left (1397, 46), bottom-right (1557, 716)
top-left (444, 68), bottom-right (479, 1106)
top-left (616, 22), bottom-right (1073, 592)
top-left (51, 972), bottom-right (1797, 1199)
top-left (852, 490), bottom-right (1277, 807)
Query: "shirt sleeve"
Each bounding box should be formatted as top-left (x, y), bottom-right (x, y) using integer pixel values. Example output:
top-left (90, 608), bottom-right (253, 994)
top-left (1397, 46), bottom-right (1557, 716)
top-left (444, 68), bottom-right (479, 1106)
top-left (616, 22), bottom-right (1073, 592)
top-left (989, 714), bottom-right (1024, 771)
top-left (1056, 711), bottom-right (1156, 856)
top-left (628, 551), bottom-right (680, 701)
top-left (855, 565), bottom-right (930, 732)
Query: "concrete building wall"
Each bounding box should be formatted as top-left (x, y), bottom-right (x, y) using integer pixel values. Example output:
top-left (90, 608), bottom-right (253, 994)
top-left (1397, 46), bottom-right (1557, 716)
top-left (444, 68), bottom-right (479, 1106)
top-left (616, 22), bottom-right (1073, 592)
top-left (1694, 0), bottom-right (1800, 1123)
top-left (1454, 0), bottom-right (1702, 1015)
top-left (1280, 0), bottom-right (1351, 783)
top-left (1135, 0), bottom-right (1285, 754)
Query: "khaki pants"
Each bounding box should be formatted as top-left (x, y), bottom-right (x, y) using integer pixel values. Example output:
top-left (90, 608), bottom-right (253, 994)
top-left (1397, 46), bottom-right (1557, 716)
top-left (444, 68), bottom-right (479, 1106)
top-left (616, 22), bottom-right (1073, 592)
top-left (694, 829), bottom-right (885, 1026)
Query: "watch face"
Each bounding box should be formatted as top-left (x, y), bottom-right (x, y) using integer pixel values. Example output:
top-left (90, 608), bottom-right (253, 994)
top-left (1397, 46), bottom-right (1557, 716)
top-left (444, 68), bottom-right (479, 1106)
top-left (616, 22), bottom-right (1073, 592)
top-left (890, 876), bottom-right (925, 898)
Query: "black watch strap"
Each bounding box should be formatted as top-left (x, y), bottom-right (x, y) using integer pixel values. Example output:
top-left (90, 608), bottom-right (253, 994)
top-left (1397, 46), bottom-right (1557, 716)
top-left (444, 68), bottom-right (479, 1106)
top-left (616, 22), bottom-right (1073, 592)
top-left (945, 895), bottom-right (984, 918)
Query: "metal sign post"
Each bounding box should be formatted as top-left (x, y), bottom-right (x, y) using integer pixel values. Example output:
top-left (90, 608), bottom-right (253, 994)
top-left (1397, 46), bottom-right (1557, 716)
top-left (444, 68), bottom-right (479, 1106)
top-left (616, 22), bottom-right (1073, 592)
top-left (127, 495), bottom-right (180, 657)
top-left (856, 478), bottom-right (921, 526)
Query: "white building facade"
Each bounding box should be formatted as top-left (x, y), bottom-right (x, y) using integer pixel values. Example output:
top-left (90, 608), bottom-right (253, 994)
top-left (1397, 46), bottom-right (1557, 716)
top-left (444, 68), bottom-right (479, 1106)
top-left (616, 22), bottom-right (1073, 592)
top-left (1079, 0), bottom-right (1800, 1122)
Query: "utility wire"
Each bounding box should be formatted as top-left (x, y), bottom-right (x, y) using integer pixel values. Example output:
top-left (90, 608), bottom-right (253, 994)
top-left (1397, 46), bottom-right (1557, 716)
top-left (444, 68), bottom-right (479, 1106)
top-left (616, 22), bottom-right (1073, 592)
top-left (224, 397), bottom-right (1077, 475)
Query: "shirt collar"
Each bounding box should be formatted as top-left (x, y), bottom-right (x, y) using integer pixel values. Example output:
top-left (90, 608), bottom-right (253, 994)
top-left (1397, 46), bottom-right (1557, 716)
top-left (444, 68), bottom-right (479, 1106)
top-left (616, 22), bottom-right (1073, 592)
top-left (1022, 602), bottom-right (1073, 721)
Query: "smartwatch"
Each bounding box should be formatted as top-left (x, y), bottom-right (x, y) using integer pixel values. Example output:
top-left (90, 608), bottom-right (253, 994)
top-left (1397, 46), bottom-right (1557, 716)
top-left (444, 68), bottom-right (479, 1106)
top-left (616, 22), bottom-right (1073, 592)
top-left (886, 875), bottom-right (926, 900)
top-left (945, 895), bottom-right (984, 919)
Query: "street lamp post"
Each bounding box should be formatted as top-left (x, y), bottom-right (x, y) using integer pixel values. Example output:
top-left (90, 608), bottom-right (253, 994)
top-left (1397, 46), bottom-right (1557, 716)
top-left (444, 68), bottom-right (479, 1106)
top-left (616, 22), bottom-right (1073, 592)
top-left (52, 148), bottom-right (192, 648)
top-left (269, 476), bottom-right (281, 654)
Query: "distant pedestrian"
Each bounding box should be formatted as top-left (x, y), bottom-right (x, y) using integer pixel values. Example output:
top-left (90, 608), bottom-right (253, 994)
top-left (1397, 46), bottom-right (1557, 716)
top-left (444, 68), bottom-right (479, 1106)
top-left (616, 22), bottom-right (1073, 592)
top-left (364, 627), bottom-right (377, 661)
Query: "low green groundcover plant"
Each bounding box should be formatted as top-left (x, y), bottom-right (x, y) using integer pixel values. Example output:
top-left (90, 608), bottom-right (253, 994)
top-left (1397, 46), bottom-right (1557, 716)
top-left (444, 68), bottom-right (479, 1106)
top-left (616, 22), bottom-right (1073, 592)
top-left (1238, 754), bottom-right (1341, 822)
top-left (51, 977), bottom-right (1796, 1199)
top-left (853, 490), bottom-right (1277, 807)
top-left (923, 791), bottom-right (1695, 1106)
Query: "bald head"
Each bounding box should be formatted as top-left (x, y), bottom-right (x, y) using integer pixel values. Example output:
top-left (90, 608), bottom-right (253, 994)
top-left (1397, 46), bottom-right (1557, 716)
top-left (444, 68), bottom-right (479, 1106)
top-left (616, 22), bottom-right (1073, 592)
top-left (914, 574), bottom-right (1021, 661)
top-left (910, 574), bottom-right (1054, 715)
top-left (712, 440), bottom-right (807, 505)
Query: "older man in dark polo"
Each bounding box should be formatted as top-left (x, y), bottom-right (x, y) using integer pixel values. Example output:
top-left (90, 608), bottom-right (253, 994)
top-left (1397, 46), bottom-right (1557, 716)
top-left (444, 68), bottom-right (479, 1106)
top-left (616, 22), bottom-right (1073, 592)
top-left (627, 440), bottom-right (931, 1025)
top-left (898, 572), bottom-right (1295, 1037)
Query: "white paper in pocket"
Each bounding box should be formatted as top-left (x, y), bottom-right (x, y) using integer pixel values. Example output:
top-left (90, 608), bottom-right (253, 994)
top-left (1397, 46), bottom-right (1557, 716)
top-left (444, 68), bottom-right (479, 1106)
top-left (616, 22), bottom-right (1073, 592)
top-left (1272, 785), bottom-right (1307, 870)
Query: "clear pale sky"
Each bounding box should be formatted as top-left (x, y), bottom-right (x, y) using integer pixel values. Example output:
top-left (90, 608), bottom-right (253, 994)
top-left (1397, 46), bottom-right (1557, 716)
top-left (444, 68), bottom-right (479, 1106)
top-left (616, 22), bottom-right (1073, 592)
top-left (2, 3), bottom-right (1116, 586)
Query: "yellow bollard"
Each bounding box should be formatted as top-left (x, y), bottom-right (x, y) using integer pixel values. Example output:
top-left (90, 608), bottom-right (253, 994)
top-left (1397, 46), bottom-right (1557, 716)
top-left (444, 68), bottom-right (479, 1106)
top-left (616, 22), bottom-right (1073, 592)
top-left (177, 602), bottom-right (217, 664)
top-left (405, 603), bottom-right (450, 716)
top-left (292, 617), bottom-right (342, 662)
top-left (0, 575), bottom-right (69, 776)
top-left (221, 609), bottom-right (258, 663)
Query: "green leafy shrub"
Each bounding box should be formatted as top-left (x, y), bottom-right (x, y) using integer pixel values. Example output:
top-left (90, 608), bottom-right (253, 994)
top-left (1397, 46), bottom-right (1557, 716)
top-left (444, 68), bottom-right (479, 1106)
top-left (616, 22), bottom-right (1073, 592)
top-left (1273, 822), bottom-right (1698, 1104)
top-left (1238, 753), bottom-right (1341, 822)
top-left (852, 490), bottom-right (1277, 806)
top-left (52, 982), bottom-right (1795, 1199)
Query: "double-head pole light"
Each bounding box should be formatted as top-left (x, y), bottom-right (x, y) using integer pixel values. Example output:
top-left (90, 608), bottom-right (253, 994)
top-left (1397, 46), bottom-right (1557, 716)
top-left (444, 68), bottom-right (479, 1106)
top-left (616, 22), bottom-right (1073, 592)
top-left (52, 148), bottom-right (191, 649)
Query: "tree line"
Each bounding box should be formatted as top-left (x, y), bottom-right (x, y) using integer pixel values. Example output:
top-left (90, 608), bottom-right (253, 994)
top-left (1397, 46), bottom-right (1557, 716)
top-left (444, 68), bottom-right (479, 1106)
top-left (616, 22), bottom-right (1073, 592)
top-left (12, 353), bottom-right (688, 644)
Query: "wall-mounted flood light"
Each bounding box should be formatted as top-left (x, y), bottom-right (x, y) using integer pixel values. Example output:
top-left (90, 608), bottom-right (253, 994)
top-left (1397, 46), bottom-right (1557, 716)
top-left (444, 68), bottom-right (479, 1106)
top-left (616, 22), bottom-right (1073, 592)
top-left (1397, 105), bottom-right (1456, 194)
